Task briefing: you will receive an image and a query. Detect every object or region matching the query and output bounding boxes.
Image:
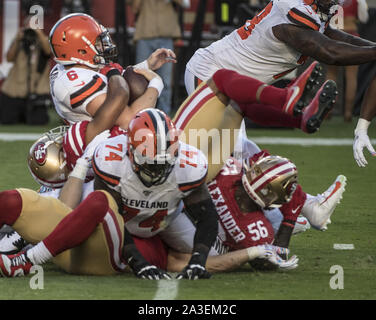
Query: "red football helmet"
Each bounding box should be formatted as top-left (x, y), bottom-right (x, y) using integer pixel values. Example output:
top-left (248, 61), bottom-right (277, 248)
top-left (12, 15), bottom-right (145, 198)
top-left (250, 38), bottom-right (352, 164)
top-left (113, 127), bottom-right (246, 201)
top-left (242, 155), bottom-right (298, 208)
top-left (127, 109), bottom-right (179, 187)
top-left (49, 13), bottom-right (117, 68)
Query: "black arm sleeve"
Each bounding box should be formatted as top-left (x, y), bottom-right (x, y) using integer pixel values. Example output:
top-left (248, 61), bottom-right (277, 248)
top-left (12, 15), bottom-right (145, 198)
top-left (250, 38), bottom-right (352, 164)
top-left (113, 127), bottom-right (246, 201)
top-left (184, 197), bottom-right (219, 264)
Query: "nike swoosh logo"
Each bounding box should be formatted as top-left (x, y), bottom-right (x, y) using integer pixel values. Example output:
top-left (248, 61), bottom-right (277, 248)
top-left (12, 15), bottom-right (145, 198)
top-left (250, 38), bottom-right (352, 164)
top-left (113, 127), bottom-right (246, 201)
top-left (292, 205), bottom-right (302, 214)
top-left (284, 87), bottom-right (300, 113)
top-left (74, 81), bottom-right (86, 87)
top-left (320, 181), bottom-right (342, 205)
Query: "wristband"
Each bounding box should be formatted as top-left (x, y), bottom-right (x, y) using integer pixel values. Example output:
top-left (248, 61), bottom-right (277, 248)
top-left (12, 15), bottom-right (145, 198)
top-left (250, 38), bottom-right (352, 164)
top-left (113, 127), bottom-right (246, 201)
top-left (148, 77), bottom-right (164, 97)
top-left (69, 158), bottom-right (89, 180)
top-left (355, 118), bottom-right (371, 134)
top-left (133, 60), bottom-right (149, 70)
top-left (246, 246), bottom-right (263, 260)
top-left (106, 68), bottom-right (121, 80)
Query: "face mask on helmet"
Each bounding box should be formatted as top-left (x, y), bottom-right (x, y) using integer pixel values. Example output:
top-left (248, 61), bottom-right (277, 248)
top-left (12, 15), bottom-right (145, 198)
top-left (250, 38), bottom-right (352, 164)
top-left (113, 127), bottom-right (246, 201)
top-left (27, 126), bottom-right (70, 188)
top-left (315, 0), bottom-right (339, 20)
top-left (49, 14), bottom-right (118, 69)
top-left (93, 25), bottom-right (118, 65)
top-left (241, 155), bottom-right (298, 209)
top-left (128, 108), bottom-right (179, 188)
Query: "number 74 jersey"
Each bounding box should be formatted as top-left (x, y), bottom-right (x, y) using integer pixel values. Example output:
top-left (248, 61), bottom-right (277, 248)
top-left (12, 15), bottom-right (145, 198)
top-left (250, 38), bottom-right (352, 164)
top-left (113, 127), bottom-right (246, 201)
top-left (92, 134), bottom-right (208, 238)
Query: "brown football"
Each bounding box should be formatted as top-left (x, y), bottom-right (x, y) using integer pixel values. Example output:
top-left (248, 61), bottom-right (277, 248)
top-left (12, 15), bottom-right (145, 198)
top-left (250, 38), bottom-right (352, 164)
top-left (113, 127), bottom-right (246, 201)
top-left (123, 66), bottom-right (149, 104)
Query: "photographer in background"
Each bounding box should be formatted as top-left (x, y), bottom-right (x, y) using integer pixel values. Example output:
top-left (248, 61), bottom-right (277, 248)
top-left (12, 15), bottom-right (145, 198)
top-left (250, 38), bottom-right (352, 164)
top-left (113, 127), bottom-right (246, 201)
top-left (0, 17), bottom-right (51, 125)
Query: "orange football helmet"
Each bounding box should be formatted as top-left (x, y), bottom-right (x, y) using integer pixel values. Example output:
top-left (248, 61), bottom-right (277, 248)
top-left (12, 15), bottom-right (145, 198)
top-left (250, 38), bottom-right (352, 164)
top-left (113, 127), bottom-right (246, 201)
top-left (127, 109), bottom-right (179, 187)
top-left (49, 13), bottom-right (117, 68)
top-left (242, 155), bottom-right (298, 209)
top-left (27, 126), bottom-right (70, 188)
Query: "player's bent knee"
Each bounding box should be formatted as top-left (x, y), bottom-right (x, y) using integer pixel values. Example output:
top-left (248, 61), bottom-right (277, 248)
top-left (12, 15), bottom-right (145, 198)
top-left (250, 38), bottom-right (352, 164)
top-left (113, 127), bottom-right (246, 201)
top-left (0, 190), bottom-right (22, 225)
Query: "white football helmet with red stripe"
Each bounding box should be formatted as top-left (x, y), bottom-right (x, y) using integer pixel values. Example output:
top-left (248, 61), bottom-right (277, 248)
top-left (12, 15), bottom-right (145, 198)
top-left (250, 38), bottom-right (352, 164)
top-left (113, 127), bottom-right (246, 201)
top-left (27, 126), bottom-right (70, 188)
top-left (242, 155), bottom-right (298, 209)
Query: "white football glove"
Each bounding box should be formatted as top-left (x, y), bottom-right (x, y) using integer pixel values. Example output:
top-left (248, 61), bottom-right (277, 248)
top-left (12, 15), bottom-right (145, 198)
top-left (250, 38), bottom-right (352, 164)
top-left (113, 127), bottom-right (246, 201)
top-left (81, 130), bottom-right (111, 164)
top-left (257, 244), bottom-right (299, 270)
top-left (353, 129), bottom-right (376, 167)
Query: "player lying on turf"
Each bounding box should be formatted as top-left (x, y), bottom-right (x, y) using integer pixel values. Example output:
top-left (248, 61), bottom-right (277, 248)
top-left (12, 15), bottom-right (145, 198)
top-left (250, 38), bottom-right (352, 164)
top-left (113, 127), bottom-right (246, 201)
top-left (0, 121), bottom-right (345, 278)
top-left (1, 64), bottom-right (346, 256)
top-left (0, 124), bottom-right (303, 279)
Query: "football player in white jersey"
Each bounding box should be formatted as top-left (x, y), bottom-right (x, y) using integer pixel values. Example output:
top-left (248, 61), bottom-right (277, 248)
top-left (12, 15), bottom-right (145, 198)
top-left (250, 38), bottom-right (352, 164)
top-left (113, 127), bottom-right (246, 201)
top-left (186, 0), bottom-right (376, 91)
top-left (185, 0), bottom-right (376, 136)
top-left (48, 13), bottom-right (175, 128)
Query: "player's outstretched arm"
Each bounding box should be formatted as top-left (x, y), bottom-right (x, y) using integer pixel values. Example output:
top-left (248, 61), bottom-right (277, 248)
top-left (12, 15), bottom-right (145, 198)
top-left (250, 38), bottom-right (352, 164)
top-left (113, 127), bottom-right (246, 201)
top-left (353, 76), bottom-right (376, 167)
top-left (115, 68), bottom-right (164, 129)
top-left (272, 24), bottom-right (376, 66)
top-left (324, 25), bottom-right (376, 47)
top-left (178, 184), bottom-right (219, 280)
top-left (167, 245), bottom-right (298, 273)
top-left (85, 67), bottom-right (129, 144)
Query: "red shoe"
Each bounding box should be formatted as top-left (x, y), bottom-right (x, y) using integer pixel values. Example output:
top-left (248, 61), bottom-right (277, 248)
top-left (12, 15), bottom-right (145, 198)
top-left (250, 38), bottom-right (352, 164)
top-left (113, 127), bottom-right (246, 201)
top-left (0, 251), bottom-right (33, 277)
top-left (301, 80), bottom-right (338, 134)
top-left (283, 61), bottom-right (323, 116)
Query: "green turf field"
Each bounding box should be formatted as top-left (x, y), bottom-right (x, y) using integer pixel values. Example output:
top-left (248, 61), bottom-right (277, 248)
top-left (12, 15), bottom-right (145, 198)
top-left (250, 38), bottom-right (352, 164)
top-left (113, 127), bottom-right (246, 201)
top-left (0, 116), bottom-right (375, 300)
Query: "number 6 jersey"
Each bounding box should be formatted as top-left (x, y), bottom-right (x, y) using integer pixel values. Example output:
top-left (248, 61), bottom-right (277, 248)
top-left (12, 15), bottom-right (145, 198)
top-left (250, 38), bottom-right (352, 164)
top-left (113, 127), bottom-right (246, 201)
top-left (50, 64), bottom-right (108, 124)
top-left (92, 134), bottom-right (209, 238)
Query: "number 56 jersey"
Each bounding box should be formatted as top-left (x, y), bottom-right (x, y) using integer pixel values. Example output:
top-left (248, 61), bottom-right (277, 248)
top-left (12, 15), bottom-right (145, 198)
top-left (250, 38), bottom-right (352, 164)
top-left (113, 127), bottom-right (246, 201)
top-left (92, 134), bottom-right (208, 238)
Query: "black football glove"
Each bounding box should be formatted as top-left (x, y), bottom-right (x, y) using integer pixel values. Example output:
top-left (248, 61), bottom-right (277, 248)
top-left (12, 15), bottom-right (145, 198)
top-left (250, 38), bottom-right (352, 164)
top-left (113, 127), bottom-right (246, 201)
top-left (128, 257), bottom-right (171, 280)
top-left (176, 252), bottom-right (211, 280)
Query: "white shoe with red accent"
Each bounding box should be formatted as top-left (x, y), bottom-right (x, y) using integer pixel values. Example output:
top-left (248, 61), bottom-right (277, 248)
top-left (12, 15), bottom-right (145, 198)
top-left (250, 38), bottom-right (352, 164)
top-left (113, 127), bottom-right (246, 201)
top-left (301, 175), bottom-right (347, 231)
top-left (292, 216), bottom-right (311, 235)
top-left (283, 61), bottom-right (323, 116)
top-left (0, 251), bottom-right (33, 277)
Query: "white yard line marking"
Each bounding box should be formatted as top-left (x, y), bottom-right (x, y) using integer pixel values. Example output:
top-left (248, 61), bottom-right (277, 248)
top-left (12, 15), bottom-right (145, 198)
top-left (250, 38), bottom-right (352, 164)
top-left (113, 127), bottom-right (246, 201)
top-left (333, 244), bottom-right (355, 250)
top-left (153, 278), bottom-right (179, 300)
top-left (0, 133), bottom-right (42, 141)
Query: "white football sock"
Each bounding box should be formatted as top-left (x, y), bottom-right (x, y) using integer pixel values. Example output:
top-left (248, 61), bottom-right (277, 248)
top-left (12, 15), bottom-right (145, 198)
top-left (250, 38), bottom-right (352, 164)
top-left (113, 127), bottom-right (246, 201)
top-left (26, 241), bottom-right (52, 265)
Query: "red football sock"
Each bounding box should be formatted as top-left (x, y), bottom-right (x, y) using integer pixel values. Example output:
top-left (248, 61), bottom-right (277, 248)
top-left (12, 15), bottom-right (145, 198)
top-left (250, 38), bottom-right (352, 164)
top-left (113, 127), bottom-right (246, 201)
top-left (212, 69), bottom-right (287, 107)
top-left (0, 190), bottom-right (22, 226)
top-left (43, 191), bottom-right (110, 256)
top-left (239, 103), bottom-right (301, 128)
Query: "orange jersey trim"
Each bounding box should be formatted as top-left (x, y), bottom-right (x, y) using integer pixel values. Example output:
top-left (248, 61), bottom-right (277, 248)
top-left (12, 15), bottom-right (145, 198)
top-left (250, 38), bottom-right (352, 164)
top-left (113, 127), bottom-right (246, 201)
top-left (92, 157), bottom-right (120, 187)
top-left (288, 9), bottom-right (320, 31)
top-left (70, 75), bottom-right (105, 108)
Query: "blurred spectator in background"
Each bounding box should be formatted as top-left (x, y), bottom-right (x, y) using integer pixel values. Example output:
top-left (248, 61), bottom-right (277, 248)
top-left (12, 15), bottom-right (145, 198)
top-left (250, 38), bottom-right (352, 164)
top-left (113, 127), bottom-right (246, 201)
top-left (128, 0), bottom-right (190, 116)
top-left (326, 0), bottom-right (369, 122)
top-left (61, 0), bottom-right (91, 16)
top-left (0, 17), bottom-right (51, 125)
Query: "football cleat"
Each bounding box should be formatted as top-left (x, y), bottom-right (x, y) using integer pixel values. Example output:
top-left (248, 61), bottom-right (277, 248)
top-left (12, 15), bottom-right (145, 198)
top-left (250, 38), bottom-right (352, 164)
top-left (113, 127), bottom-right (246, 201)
top-left (292, 216), bottom-right (311, 235)
top-left (301, 80), bottom-right (338, 134)
top-left (0, 231), bottom-right (27, 255)
top-left (0, 251), bottom-right (33, 277)
top-left (283, 61), bottom-right (323, 116)
top-left (301, 175), bottom-right (347, 231)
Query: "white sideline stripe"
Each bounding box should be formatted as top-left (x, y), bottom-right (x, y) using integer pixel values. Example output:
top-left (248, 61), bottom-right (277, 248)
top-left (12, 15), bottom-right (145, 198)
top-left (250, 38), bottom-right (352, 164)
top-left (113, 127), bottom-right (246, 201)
top-left (333, 244), bottom-right (355, 250)
top-left (153, 278), bottom-right (179, 300)
top-left (0, 133), bottom-right (42, 141)
top-left (0, 133), bottom-right (375, 146)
